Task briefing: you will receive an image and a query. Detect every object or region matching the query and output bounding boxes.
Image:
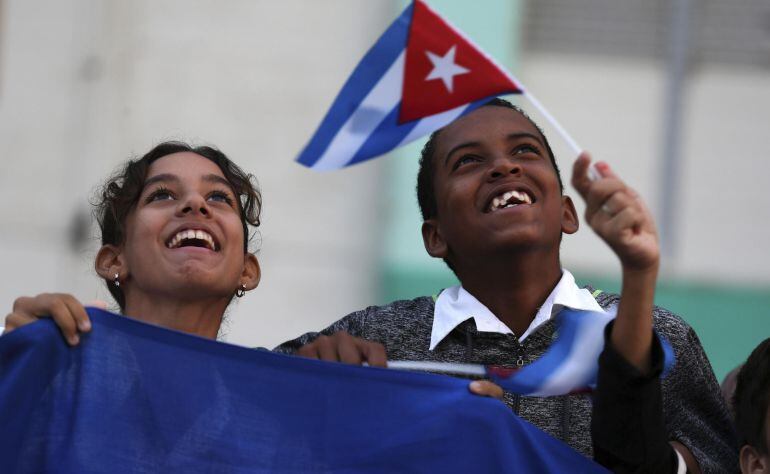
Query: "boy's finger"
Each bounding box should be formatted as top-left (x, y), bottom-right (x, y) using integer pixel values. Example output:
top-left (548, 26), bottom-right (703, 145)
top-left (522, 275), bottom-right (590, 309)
top-left (593, 161), bottom-right (619, 180)
top-left (360, 341), bottom-right (387, 368)
top-left (570, 152), bottom-right (593, 196)
top-left (337, 335), bottom-right (364, 365)
top-left (584, 180), bottom-right (627, 220)
top-left (315, 336), bottom-right (339, 362)
top-left (469, 380), bottom-right (504, 399)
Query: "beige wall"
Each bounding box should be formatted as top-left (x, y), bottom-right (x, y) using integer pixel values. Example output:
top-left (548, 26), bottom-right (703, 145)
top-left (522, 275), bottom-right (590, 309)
top-left (0, 0), bottom-right (392, 348)
top-left (519, 53), bottom-right (770, 285)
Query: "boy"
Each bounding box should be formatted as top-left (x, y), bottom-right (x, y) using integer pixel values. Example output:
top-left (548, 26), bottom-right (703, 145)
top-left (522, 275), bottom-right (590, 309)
top-left (278, 99), bottom-right (737, 472)
top-left (734, 338), bottom-right (770, 473)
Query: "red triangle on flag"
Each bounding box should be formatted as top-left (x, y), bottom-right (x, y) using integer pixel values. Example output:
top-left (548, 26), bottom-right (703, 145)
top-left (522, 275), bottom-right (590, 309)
top-left (399, 0), bottom-right (523, 124)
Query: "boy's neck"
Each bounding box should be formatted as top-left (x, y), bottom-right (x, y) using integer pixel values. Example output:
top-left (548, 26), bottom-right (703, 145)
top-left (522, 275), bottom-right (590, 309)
top-left (456, 252), bottom-right (563, 337)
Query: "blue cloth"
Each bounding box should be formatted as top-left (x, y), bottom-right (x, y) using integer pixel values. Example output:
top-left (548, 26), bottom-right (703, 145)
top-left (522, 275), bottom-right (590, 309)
top-left (0, 308), bottom-right (606, 473)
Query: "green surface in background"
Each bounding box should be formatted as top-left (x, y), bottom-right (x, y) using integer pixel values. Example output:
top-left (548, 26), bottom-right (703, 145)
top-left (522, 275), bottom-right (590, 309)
top-left (378, 0), bottom-right (769, 393)
top-left (379, 265), bottom-right (770, 383)
top-left (571, 274), bottom-right (770, 383)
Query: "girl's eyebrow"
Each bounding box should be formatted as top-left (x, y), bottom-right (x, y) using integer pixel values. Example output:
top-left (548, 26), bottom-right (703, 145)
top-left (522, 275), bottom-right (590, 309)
top-left (202, 174), bottom-right (234, 191)
top-left (143, 173), bottom-right (178, 189)
top-left (142, 173), bottom-right (234, 193)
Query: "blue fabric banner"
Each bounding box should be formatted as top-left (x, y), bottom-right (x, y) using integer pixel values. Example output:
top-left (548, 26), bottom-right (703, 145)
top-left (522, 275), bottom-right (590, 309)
top-left (0, 308), bottom-right (606, 473)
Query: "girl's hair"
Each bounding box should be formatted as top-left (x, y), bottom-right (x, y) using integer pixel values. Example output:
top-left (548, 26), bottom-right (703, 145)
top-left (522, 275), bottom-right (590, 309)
top-left (94, 141), bottom-right (261, 310)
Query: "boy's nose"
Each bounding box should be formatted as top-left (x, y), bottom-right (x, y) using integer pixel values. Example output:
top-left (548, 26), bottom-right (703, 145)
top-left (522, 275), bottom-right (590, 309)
top-left (488, 157), bottom-right (522, 180)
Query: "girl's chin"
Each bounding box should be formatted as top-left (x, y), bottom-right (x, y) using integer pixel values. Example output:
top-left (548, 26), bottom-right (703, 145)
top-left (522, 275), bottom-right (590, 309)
top-left (162, 278), bottom-right (237, 300)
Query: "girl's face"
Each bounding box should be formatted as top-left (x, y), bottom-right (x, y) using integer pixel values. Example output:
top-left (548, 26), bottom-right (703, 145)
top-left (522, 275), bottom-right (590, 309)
top-left (119, 152), bottom-right (252, 304)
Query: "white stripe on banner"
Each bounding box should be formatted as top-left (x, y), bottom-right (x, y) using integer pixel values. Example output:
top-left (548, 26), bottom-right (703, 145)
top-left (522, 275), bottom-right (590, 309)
top-left (531, 311), bottom-right (613, 396)
top-left (395, 102), bottom-right (471, 148)
top-left (311, 52), bottom-right (405, 171)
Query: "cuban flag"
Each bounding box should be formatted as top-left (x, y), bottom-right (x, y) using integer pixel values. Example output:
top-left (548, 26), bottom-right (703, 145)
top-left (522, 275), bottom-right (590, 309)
top-left (390, 308), bottom-right (675, 397)
top-left (296, 0), bottom-right (524, 170)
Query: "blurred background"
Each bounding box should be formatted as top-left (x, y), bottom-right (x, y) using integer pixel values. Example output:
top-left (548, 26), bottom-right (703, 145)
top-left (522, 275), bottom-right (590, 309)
top-left (1, 0), bottom-right (768, 381)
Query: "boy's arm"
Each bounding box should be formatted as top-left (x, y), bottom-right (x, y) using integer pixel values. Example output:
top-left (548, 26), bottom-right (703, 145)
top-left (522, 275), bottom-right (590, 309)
top-left (572, 153), bottom-right (700, 473)
top-left (571, 153), bottom-right (658, 374)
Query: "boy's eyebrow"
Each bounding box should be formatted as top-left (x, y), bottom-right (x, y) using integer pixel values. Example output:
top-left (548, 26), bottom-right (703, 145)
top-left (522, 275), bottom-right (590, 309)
top-left (444, 132), bottom-right (546, 166)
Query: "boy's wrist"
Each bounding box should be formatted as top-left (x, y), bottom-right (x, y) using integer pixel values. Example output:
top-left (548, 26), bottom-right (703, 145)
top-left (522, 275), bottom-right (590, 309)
top-left (621, 262), bottom-right (659, 283)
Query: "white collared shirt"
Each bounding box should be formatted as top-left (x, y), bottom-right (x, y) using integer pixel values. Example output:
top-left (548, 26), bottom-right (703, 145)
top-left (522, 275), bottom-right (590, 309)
top-left (429, 270), bottom-right (605, 350)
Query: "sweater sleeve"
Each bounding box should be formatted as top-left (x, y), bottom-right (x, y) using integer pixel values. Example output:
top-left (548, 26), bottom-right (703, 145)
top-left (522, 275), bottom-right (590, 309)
top-left (271, 308), bottom-right (372, 354)
top-left (593, 293), bottom-right (740, 472)
top-left (657, 316), bottom-right (739, 473)
top-left (592, 320), bottom-right (679, 473)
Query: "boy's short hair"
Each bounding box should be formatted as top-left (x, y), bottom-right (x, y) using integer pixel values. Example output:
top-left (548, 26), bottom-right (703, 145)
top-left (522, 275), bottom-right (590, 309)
top-left (733, 338), bottom-right (770, 453)
top-left (416, 98), bottom-right (563, 222)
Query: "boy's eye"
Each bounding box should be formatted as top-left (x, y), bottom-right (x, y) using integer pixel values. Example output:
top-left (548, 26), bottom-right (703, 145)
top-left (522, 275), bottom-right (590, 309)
top-left (453, 155), bottom-right (481, 170)
top-left (514, 144), bottom-right (540, 156)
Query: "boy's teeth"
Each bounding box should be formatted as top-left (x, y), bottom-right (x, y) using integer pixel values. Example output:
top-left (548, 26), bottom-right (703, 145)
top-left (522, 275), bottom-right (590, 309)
top-left (490, 189), bottom-right (532, 211)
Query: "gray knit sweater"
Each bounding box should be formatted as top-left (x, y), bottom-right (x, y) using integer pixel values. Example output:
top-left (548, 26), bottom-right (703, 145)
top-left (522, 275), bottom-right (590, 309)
top-left (275, 291), bottom-right (738, 473)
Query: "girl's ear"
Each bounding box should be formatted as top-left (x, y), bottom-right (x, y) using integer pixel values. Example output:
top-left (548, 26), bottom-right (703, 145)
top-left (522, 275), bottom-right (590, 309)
top-left (241, 253), bottom-right (261, 290)
top-left (95, 244), bottom-right (126, 281)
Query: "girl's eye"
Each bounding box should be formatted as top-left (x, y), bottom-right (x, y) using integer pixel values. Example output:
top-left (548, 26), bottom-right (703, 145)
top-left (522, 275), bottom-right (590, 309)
top-left (208, 190), bottom-right (235, 206)
top-left (146, 187), bottom-right (174, 203)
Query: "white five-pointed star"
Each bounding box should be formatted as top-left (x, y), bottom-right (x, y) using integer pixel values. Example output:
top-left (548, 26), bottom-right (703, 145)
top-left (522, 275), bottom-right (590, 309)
top-left (425, 45), bottom-right (470, 93)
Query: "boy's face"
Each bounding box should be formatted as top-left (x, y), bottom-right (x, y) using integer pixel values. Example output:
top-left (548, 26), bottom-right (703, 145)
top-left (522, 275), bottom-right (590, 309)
top-left (422, 106), bottom-right (577, 268)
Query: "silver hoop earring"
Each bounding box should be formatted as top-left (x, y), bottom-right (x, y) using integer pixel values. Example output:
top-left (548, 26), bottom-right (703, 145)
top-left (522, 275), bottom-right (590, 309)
top-left (113, 273), bottom-right (120, 288)
top-left (235, 284), bottom-right (246, 298)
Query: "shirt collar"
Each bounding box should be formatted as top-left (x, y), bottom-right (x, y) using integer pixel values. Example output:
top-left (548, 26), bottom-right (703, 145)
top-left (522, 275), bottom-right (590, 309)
top-left (429, 269), bottom-right (605, 351)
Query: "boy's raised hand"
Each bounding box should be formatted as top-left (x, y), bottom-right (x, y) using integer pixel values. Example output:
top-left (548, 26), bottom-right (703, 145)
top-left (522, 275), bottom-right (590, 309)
top-left (571, 152), bottom-right (659, 273)
top-left (571, 151), bottom-right (658, 374)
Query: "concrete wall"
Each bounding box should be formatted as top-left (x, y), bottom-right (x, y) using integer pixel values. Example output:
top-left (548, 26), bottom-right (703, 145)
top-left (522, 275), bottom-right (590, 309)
top-left (0, 0), bottom-right (392, 349)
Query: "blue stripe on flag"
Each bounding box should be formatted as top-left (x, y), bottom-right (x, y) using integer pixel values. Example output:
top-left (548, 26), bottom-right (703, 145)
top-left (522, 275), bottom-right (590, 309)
top-left (296, 4), bottom-right (413, 167)
top-left (494, 309), bottom-right (587, 395)
top-left (348, 104), bottom-right (416, 166)
top-left (347, 96), bottom-right (497, 167)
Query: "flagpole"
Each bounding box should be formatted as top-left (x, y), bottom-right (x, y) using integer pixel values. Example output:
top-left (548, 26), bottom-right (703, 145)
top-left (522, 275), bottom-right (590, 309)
top-left (521, 89), bottom-right (582, 156)
top-left (517, 86), bottom-right (602, 180)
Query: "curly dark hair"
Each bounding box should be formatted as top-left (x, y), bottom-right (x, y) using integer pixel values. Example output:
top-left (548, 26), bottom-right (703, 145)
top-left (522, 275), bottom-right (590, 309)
top-left (94, 141), bottom-right (261, 310)
top-left (416, 97), bottom-right (563, 222)
top-left (733, 338), bottom-right (770, 454)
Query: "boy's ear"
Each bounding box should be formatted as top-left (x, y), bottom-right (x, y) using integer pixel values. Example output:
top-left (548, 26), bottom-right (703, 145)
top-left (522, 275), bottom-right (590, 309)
top-left (561, 195), bottom-right (579, 235)
top-left (739, 445), bottom-right (769, 474)
top-left (241, 253), bottom-right (261, 290)
top-left (95, 244), bottom-right (126, 281)
top-left (421, 219), bottom-right (448, 259)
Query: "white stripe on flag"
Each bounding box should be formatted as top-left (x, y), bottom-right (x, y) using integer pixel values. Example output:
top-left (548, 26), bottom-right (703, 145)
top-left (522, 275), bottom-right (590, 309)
top-left (395, 102), bottom-right (472, 148)
top-left (530, 312), bottom-right (613, 396)
top-left (311, 52), bottom-right (405, 171)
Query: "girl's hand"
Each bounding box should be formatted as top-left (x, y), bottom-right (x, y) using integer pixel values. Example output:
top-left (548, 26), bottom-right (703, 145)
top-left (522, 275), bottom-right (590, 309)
top-left (4, 293), bottom-right (96, 345)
